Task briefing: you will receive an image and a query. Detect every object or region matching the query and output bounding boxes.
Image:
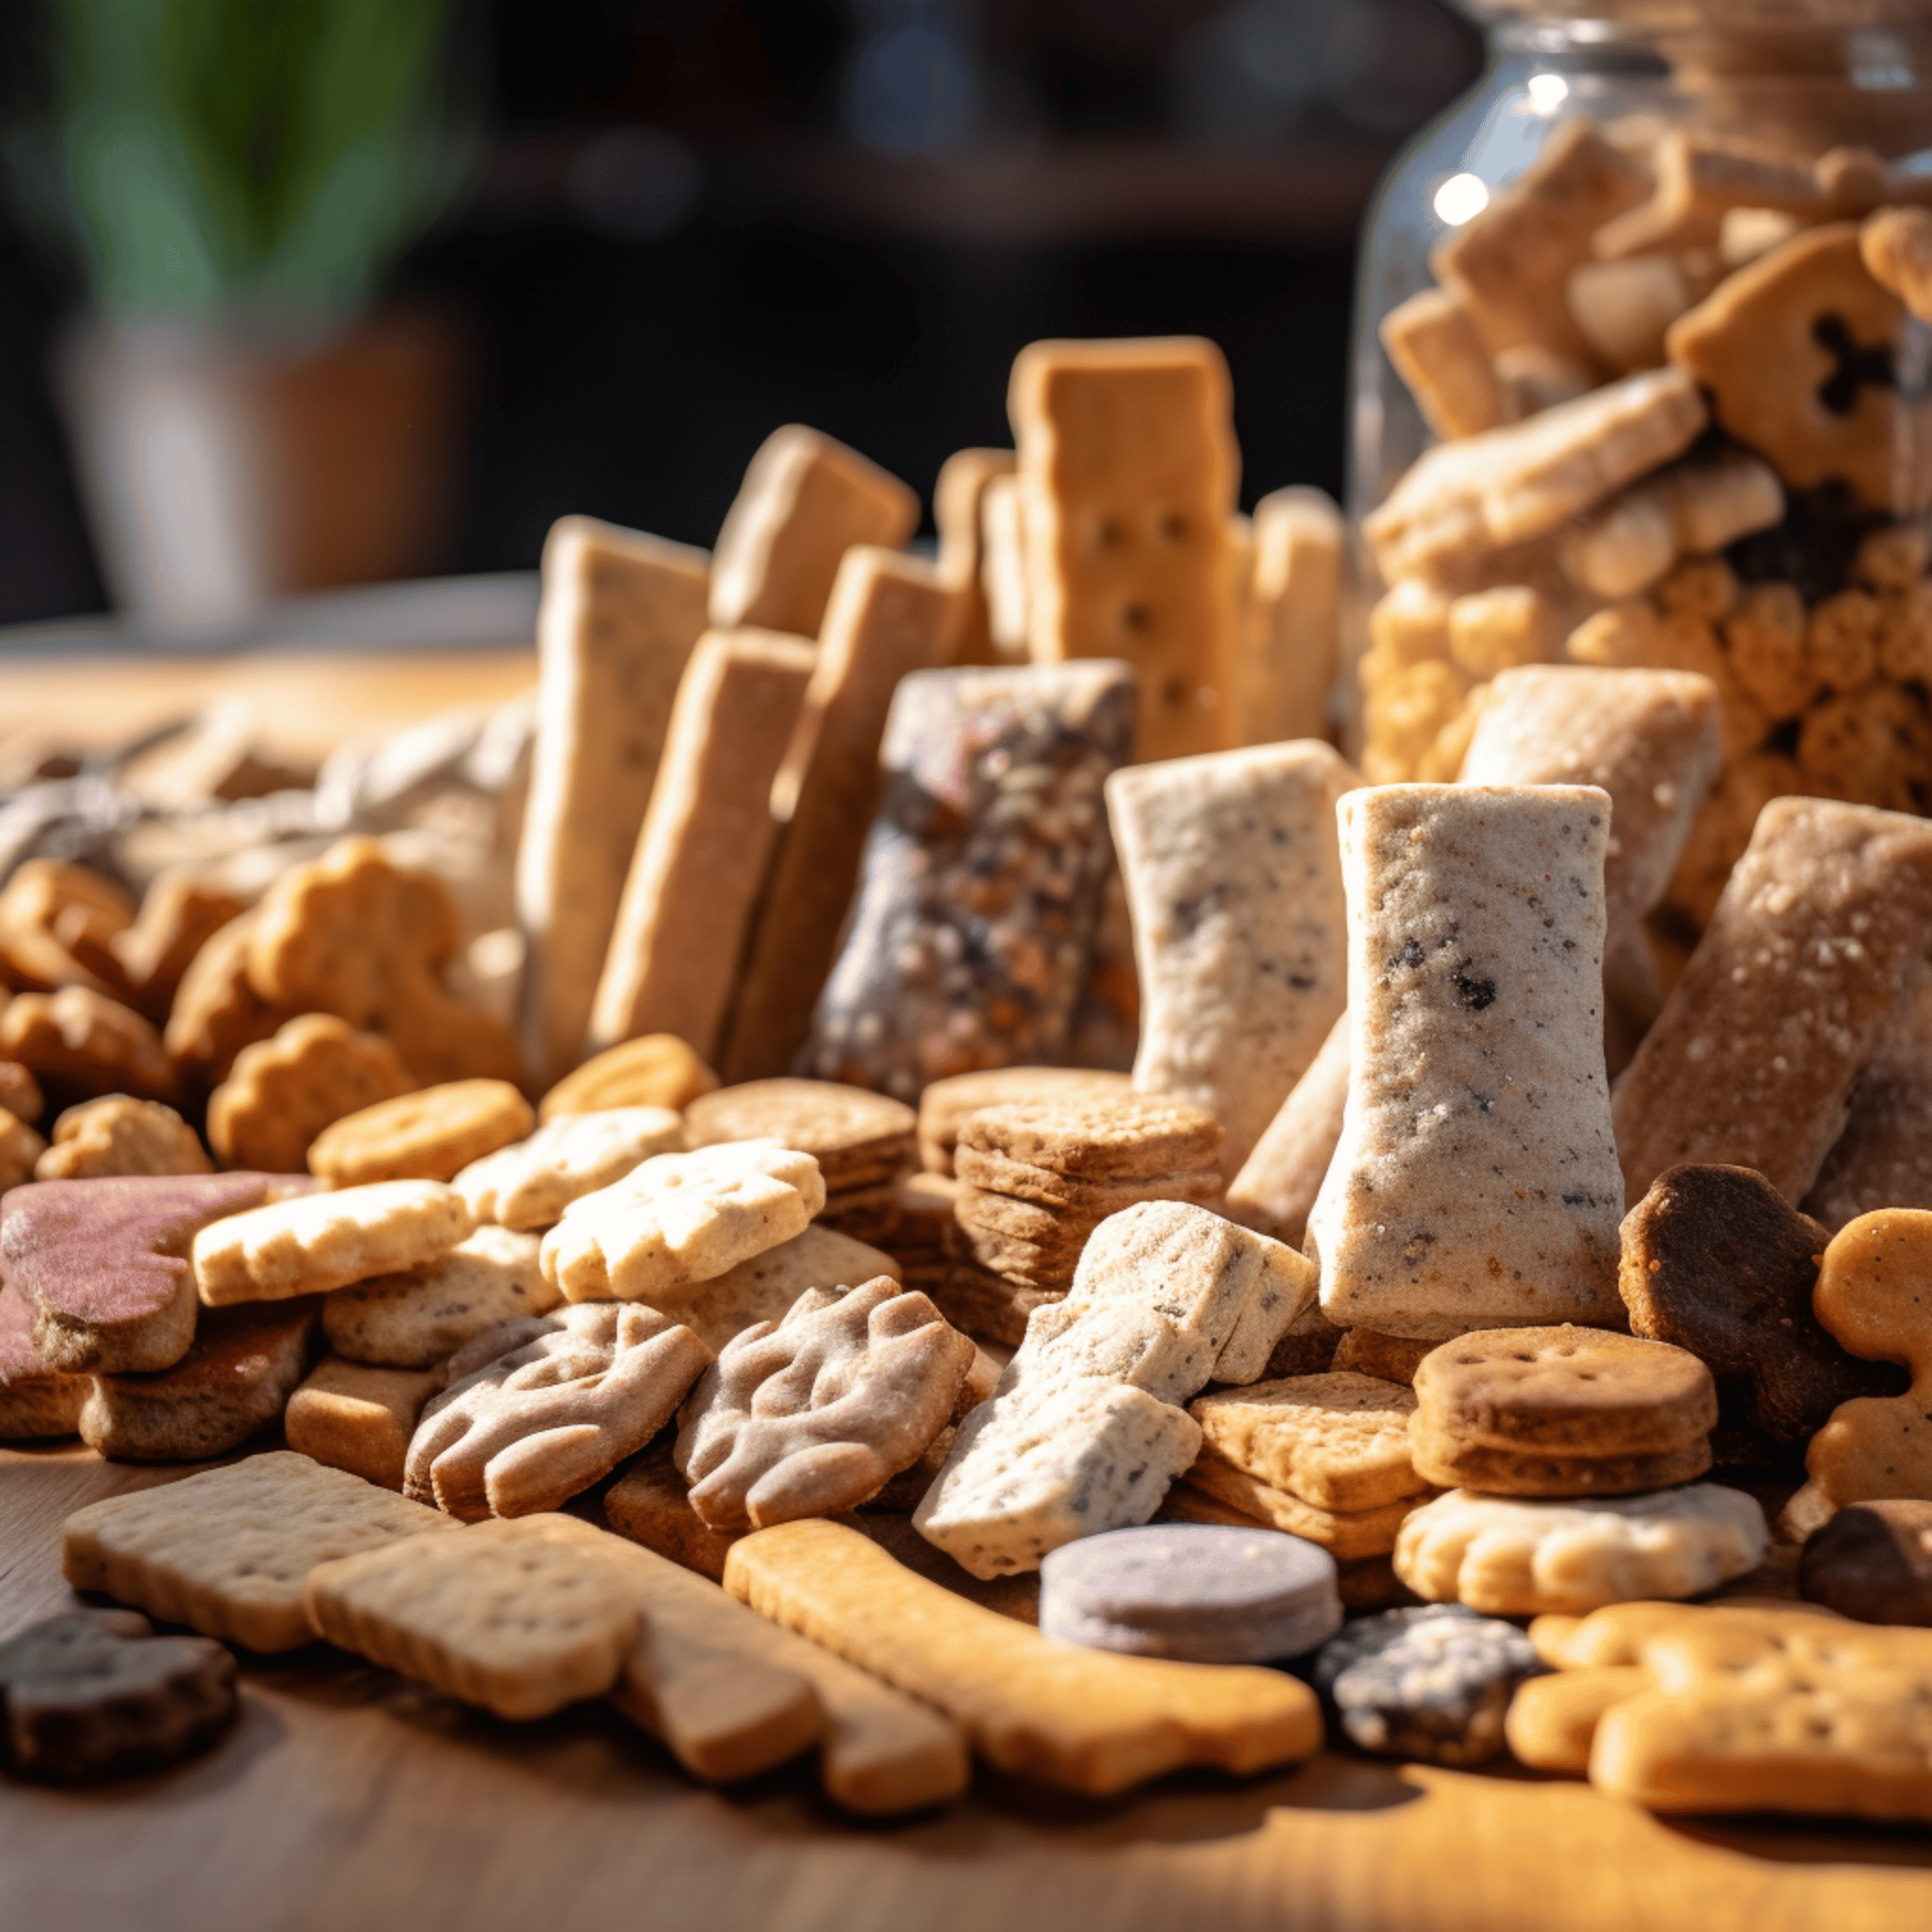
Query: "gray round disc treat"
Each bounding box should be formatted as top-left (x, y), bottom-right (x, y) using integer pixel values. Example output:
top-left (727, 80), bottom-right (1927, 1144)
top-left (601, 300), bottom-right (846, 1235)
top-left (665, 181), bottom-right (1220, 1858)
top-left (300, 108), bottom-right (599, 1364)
top-left (1038, 1523), bottom-right (1342, 1662)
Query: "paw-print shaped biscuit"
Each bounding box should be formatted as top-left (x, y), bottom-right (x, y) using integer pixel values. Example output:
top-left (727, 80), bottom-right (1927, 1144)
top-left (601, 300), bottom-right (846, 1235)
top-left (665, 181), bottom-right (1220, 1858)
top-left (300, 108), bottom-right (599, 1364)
top-left (35, 1096), bottom-right (211, 1181)
top-left (1, 989), bottom-right (179, 1105)
top-left (208, 1015), bottom-right (416, 1174)
top-left (405, 1302), bottom-right (710, 1520)
top-left (247, 838), bottom-right (523, 1088)
top-left (675, 1275), bottom-right (975, 1528)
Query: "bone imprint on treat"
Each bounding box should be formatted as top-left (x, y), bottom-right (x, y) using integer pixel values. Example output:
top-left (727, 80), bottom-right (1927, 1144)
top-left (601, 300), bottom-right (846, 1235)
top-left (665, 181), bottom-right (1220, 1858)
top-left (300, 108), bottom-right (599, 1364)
top-left (803, 662), bottom-right (1139, 1099)
top-left (1108, 740), bottom-right (1357, 1175)
top-left (1306, 784), bottom-right (1625, 1341)
top-left (513, 516), bottom-right (711, 1088)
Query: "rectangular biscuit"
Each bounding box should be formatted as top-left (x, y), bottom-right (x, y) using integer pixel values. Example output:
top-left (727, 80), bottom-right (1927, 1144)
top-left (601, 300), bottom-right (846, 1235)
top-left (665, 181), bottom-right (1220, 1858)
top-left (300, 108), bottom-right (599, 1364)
top-left (284, 1356), bottom-right (443, 1490)
top-left (934, 447), bottom-right (1016, 668)
top-left (1179, 1451), bottom-right (1422, 1560)
top-left (1230, 486), bottom-right (1345, 748)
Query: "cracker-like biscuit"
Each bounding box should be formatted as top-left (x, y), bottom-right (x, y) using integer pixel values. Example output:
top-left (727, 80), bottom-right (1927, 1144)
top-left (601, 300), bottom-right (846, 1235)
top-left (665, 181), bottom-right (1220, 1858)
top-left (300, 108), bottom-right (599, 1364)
top-left (1329, 1326), bottom-right (1436, 1387)
top-left (207, 1013), bottom-right (415, 1174)
top-left (538, 1034), bottom-right (718, 1122)
top-left (683, 1079), bottom-right (914, 1191)
top-left (1408, 1430), bottom-right (1712, 1498)
top-left (285, 1355), bottom-right (443, 1489)
top-left (1229, 485), bottom-right (1344, 748)
top-left (1178, 1451), bottom-right (1424, 1560)
top-left (456, 1107), bottom-right (684, 1231)
top-left (322, 1223), bottom-right (552, 1367)
top-left (959, 1095), bottom-right (1223, 1184)
top-left (934, 445), bottom-right (1015, 667)
top-left (0, 1278), bottom-right (87, 1438)
top-left (194, 1179), bottom-right (475, 1306)
top-left (1190, 1372), bottom-right (1426, 1513)
top-left (588, 629), bottom-right (816, 1061)
top-left (308, 1080), bottom-right (534, 1188)
top-left (916, 1066), bottom-right (1132, 1174)
top-left (63, 1449), bottom-right (455, 1650)
top-left (1, 988), bottom-right (179, 1106)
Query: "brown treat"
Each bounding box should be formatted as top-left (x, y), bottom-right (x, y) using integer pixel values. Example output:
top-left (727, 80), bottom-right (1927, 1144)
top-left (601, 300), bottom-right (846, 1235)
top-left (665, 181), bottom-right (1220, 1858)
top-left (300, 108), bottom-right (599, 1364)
top-left (0, 1059), bottom-right (43, 1124)
top-left (817, 1181), bottom-right (902, 1247)
top-left (1190, 1372), bottom-right (1426, 1512)
top-left (952, 1174), bottom-right (1215, 1254)
top-left (79, 1297), bottom-right (319, 1461)
top-left (5, 1172), bottom-right (271, 1374)
top-left (108, 873), bottom-right (246, 1022)
top-left (1669, 223), bottom-right (1931, 516)
top-left (1179, 1451), bottom-right (1421, 1560)
top-left (1262, 1304), bottom-right (1344, 1379)
top-left (0, 1110), bottom-right (47, 1191)
top-left (719, 548), bottom-right (960, 1083)
top-left (1796, 682), bottom-right (1924, 813)
top-left (208, 1014), bottom-right (416, 1174)
top-left (1411, 1325), bottom-right (1718, 1458)
top-left (953, 1144), bottom-right (1223, 1216)
top-left (934, 446), bottom-right (1016, 667)
top-left (1620, 1163), bottom-right (1897, 1446)
top-left (959, 1093), bottom-right (1222, 1184)
top-left (0, 1279), bottom-right (87, 1437)
top-left (247, 838), bottom-right (523, 1088)
top-left (0, 859), bottom-right (136, 998)
top-left (308, 1079), bottom-right (532, 1188)
top-left (675, 1276), bottom-right (974, 1528)
top-left (539, 1034), bottom-right (717, 1122)
top-left (1331, 1327), bottom-right (1437, 1388)
top-left (1595, 129), bottom-right (1825, 260)
top-left (1151, 1483), bottom-right (1412, 1605)
top-left (885, 1168), bottom-right (958, 1252)
top-left (606, 1439), bottom-right (746, 1581)
top-left (1, 988), bottom-right (178, 1106)
top-left (1805, 980), bottom-right (1932, 1231)
top-left (0, 1607), bottom-right (236, 1783)
top-left (35, 1096), bottom-right (210, 1181)
top-left (661, 1224), bottom-right (902, 1356)
top-left (945, 1221), bottom-right (1076, 1295)
top-left (1860, 205), bottom-right (1932, 323)
top-left (1724, 580), bottom-right (1819, 719)
top-left (285, 1355), bottom-right (443, 1490)
top-left (709, 424), bottom-right (919, 638)
top-left (405, 1302), bottom-right (710, 1521)
top-left (1876, 583), bottom-right (1932, 684)
top-left (1657, 747), bottom-right (1800, 931)
top-left (928, 1258), bottom-right (1058, 1348)
top-left (1409, 1428), bottom-right (1712, 1497)
top-left (588, 629), bottom-right (816, 1064)
top-left (1008, 336), bottom-right (1238, 762)
top-left (683, 1078), bottom-right (914, 1190)
top-left (1857, 524), bottom-right (1932, 594)
top-left (1225, 1009), bottom-right (1349, 1250)
top-left (1379, 286), bottom-right (1517, 440)
top-left (1615, 798), bottom-right (1932, 1206)
top-left (916, 1066), bottom-right (1132, 1174)
top-left (1799, 1498), bottom-right (1932, 1625)
top-left (163, 911), bottom-right (299, 1092)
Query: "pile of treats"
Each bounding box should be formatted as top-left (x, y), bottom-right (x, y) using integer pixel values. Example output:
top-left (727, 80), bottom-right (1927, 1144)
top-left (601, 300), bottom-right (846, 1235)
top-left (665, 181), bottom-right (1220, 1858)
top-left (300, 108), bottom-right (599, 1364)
top-left (4, 327), bottom-right (1932, 1841)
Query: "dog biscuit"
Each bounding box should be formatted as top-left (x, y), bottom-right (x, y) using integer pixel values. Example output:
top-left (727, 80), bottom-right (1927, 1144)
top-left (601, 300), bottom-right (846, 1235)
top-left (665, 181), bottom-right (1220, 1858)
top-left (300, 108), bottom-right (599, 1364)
top-left (308, 1079), bottom-right (532, 1188)
top-left (1, 988), bottom-right (179, 1107)
top-left (34, 1096), bottom-right (208, 1182)
top-left (0, 1279), bottom-right (87, 1438)
top-left (1191, 1372), bottom-right (1426, 1514)
top-left (285, 1355), bottom-right (443, 1490)
top-left (1862, 204), bottom-right (1932, 322)
top-left (1801, 1498), bottom-right (1932, 1625)
top-left (1232, 485), bottom-right (1344, 747)
top-left (1505, 1662), bottom-right (1652, 1774)
top-left (164, 910), bottom-right (299, 1093)
top-left (538, 1033), bottom-right (718, 1122)
top-left (935, 445), bottom-right (1017, 666)
top-left (323, 1224), bottom-right (552, 1367)
top-left (457, 1107), bottom-right (684, 1230)
top-left (208, 1013), bottom-right (415, 1174)
top-left (109, 870), bottom-right (245, 1023)
top-left (1177, 1450), bottom-right (1423, 1560)
top-left (1379, 287), bottom-right (1517, 440)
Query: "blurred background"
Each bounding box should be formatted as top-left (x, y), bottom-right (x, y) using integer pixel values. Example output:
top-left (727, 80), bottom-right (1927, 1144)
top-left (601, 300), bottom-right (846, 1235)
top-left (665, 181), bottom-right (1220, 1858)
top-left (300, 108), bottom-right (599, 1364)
top-left (0, 0), bottom-right (1483, 633)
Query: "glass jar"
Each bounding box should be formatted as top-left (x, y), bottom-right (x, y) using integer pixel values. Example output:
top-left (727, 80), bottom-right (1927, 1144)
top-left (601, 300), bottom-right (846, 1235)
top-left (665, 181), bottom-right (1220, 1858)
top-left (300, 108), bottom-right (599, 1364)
top-left (1345, 2), bottom-right (1932, 939)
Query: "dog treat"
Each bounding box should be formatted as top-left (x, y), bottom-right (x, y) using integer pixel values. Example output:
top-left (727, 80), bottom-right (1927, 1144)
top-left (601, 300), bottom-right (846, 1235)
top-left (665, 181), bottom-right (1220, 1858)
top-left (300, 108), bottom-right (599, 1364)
top-left (720, 547), bottom-right (961, 1082)
top-left (1038, 1522), bottom-right (1341, 1663)
top-left (588, 629), bottom-right (816, 1061)
top-left (1307, 784), bottom-right (1625, 1340)
top-left (0, 1607), bottom-right (237, 1783)
top-left (708, 424), bottom-right (919, 637)
top-left (285, 1355), bottom-right (443, 1490)
top-left (1800, 1499), bottom-right (1932, 1625)
top-left (659, 1223), bottom-right (902, 1354)
top-left (248, 838), bottom-right (523, 1088)
top-left (880, 1170), bottom-right (958, 1288)
top-left (1311, 1603), bottom-right (1546, 1768)
top-left (1108, 741), bottom-right (1356, 1174)
top-left (1190, 1373), bottom-right (1427, 1513)
top-left (109, 871), bottom-right (246, 1022)
top-left (725, 1518), bottom-right (1321, 1795)
top-left (0, 859), bottom-right (137, 1000)
top-left (0, 1060), bottom-right (43, 1124)
top-left (406, 1302), bottom-right (709, 1520)
top-left (935, 446), bottom-right (1017, 667)
top-left (1861, 204), bottom-right (1932, 322)
top-left (979, 470), bottom-right (1032, 658)
top-left (540, 1140), bottom-right (824, 1304)
top-left (925, 1257), bottom-right (1055, 1349)
top-left (538, 1033), bottom-right (718, 1122)
top-left (1803, 978), bottom-right (1932, 1231)
top-left (915, 1201), bottom-right (1304, 1576)
top-left (1379, 287), bottom-right (1518, 441)
top-left (207, 1013), bottom-right (415, 1174)
top-left (1620, 1164), bottom-right (1895, 1448)
top-left (513, 516), bottom-right (710, 1087)
top-left (684, 1078), bottom-right (915, 1225)
top-left (6, 1172), bottom-right (270, 1374)
top-left (78, 1299), bottom-right (318, 1460)
top-left (1613, 799), bottom-right (1932, 1207)
top-left (1394, 1485), bottom-right (1768, 1615)
top-left (456, 1107), bottom-right (684, 1231)
top-left (322, 1224), bottom-right (552, 1367)
top-left (1008, 336), bottom-right (1237, 763)
top-left (62, 1450), bottom-right (454, 1650)
top-left (960, 1093), bottom-right (1222, 1185)
top-left (33, 1096), bottom-right (207, 1182)
top-left (0, 988), bottom-right (179, 1106)
top-left (1505, 1662), bottom-right (1653, 1774)
top-left (675, 1276), bottom-right (974, 1528)
top-left (194, 1179), bottom-right (474, 1306)
top-left (1224, 1009), bottom-right (1349, 1249)
top-left (0, 1279), bottom-right (88, 1437)
top-left (605, 1441), bottom-right (747, 1581)
top-left (801, 660), bottom-right (1135, 1096)
top-left (1177, 1449), bottom-right (1424, 1560)
top-left (307, 1513), bottom-right (643, 1721)
top-left (308, 1080), bottom-right (534, 1188)
top-left (1787, 1209), bottom-right (1932, 1529)
top-left (916, 1067), bottom-right (1133, 1175)
top-left (164, 911), bottom-right (299, 1093)
top-left (1233, 486), bottom-right (1345, 747)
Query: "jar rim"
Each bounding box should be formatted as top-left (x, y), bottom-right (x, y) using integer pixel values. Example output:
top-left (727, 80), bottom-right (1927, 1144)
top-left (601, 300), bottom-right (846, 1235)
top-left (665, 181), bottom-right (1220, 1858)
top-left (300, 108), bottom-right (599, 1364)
top-left (1456, 1), bottom-right (1932, 26)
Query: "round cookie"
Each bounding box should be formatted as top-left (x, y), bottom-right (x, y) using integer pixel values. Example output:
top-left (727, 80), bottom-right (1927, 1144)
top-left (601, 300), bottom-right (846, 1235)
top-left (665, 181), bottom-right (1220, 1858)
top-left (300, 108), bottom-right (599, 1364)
top-left (538, 1034), bottom-right (718, 1122)
top-left (960, 1095), bottom-right (1223, 1183)
top-left (1039, 1523), bottom-right (1341, 1663)
top-left (1408, 1429), bottom-right (1712, 1498)
top-left (1799, 1498), bottom-right (1932, 1626)
top-left (683, 1078), bottom-right (916, 1190)
top-left (309, 1080), bottom-right (535, 1187)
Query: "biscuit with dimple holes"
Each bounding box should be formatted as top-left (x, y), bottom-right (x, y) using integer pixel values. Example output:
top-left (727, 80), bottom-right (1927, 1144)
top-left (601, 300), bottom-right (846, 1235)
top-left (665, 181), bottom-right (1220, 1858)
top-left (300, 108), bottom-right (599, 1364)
top-left (285, 1355), bottom-right (443, 1490)
top-left (537, 1034), bottom-right (718, 1122)
top-left (456, 1106), bottom-right (684, 1230)
top-left (308, 1079), bottom-right (534, 1187)
top-left (35, 1095), bottom-right (209, 1181)
top-left (322, 1223), bottom-right (552, 1367)
top-left (2, 988), bottom-right (179, 1106)
top-left (0, 1278), bottom-right (87, 1437)
top-left (194, 1179), bottom-right (474, 1305)
top-left (306, 1512), bottom-right (642, 1720)
top-left (1190, 1373), bottom-right (1426, 1514)
top-left (208, 1014), bottom-right (416, 1174)
top-left (62, 1449), bottom-right (455, 1650)
top-left (916, 1066), bottom-right (1132, 1175)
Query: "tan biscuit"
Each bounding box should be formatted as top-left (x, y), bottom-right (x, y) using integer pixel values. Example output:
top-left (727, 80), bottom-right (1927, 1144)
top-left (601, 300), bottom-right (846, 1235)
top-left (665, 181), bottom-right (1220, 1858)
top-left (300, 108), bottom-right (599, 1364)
top-left (953, 1172), bottom-right (1221, 1247)
top-left (708, 424), bottom-right (918, 637)
top-left (606, 1440), bottom-right (747, 1581)
top-left (1155, 1483), bottom-right (1407, 1606)
top-left (63, 1449), bottom-right (454, 1651)
top-left (683, 1078), bottom-right (915, 1189)
top-left (1805, 979), bottom-right (1932, 1230)
top-left (406, 1302), bottom-right (710, 1520)
top-left (1409, 1430), bottom-right (1712, 1498)
top-left (1329, 1327), bottom-right (1441, 1388)
top-left (1506, 1664), bottom-right (1652, 1774)
top-left (1379, 287), bottom-right (1518, 440)
top-left (1594, 128), bottom-right (1826, 261)
top-left (322, 1224), bottom-right (551, 1367)
top-left (308, 1079), bottom-right (533, 1188)
top-left (1861, 204), bottom-right (1932, 323)
top-left (1233, 486), bottom-right (1344, 747)
top-left (1190, 1372), bottom-right (1426, 1513)
top-left (194, 1179), bottom-right (474, 1305)
top-left (1, 988), bottom-right (178, 1106)
top-left (1224, 1008), bottom-right (1348, 1249)
top-left (0, 1278), bottom-right (88, 1438)
top-left (675, 1277), bottom-right (974, 1527)
top-left (1307, 785), bottom-right (1625, 1339)
top-left (1108, 741), bottom-right (1357, 1174)
top-left (513, 516), bottom-right (710, 1087)
top-left (1565, 253), bottom-right (1696, 375)
top-left (163, 911), bottom-right (301, 1093)
top-left (927, 1258), bottom-right (1057, 1348)
top-left (725, 1518), bottom-right (1320, 1795)
top-left (0, 1058), bottom-right (43, 1124)
top-left (958, 1094), bottom-right (1222, 1185)
top-left (306, 1513), bottom-right (642, 1720)
top-left (108, 872), bottom-right (246, 1023)
top-left (0, 859), bottom-right (136, 999)
top-left (286, 1355), bottom-right (443, 1489)
top-left (248, 838), bottom-right (523, 1088)
top-left (1445, 585), bottom-right (1560, 677)
top-left (661, 1223), bottom-right (901, 1354)
top-left (207, 1014), bottom-right (415, 1174)
top-left (978, 469), bottom-right (1033, 658)
top-left (588, 629), bottom-right (816, 1061)
top-left (540, 1140), bottom-right (824, 1304)
top-left (456, 1106), bottom-right (684, 1231)
top-left (916, 1067), bottom-right (1132, 1174)
top-left (946, 1219), bottom-right (1079, 1292)
top-left (1008, 336), bottom-right (1237, 762)
top-left (33, 1095), bottom-right (208, 1181)
top-left (719, 547), bottom-right (961, 1081)
top-left (538, 1033), bottom-right (718, 1122)
top-left (1177, 1453), bottom-right (1423, 1560)
top-left (935, 445), bottom-right (1017, 667)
